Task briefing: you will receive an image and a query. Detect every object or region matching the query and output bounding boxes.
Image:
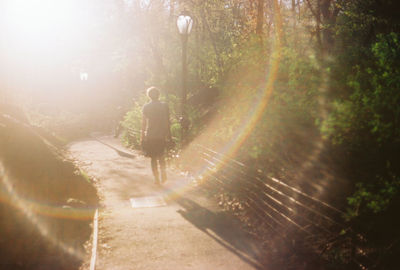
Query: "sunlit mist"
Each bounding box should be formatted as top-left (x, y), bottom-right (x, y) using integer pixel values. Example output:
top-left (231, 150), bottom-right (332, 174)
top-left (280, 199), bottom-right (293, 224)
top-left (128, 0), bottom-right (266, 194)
top-left (4, 0), bottom-right (90, 42)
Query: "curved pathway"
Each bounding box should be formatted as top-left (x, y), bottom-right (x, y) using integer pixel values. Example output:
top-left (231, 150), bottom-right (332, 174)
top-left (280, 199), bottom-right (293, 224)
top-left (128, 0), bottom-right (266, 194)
top-left (68, 136), bottom-right (266, 270)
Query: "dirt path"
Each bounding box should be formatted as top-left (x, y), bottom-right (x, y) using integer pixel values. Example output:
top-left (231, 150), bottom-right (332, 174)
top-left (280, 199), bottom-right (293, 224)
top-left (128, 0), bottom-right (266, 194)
top-left (68, 136), bottom-right (266, 270)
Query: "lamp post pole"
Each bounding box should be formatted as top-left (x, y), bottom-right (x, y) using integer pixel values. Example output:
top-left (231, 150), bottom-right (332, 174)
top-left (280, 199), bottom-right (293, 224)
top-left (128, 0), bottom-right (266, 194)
top-left (181, 33), bottom-right (188, 142)
top-left (177, 14), bottom-right (193, 144)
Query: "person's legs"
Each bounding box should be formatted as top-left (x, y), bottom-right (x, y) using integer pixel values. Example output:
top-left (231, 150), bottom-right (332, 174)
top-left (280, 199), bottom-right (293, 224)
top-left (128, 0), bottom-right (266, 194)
top-left (159, 154), bottom-right (167, 183)
top-left (148, 139), bottom-right (166, 184)
top-left (150, 156), bottom-right (160, 183)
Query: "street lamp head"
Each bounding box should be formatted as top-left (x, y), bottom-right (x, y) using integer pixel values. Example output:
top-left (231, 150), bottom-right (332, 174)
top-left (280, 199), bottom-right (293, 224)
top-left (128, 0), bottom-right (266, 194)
top-left (177, 14), bottom-right (193, 35)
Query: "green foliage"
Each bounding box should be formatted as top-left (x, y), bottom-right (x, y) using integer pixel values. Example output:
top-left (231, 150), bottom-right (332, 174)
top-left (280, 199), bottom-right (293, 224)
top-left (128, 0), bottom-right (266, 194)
top-left (206, 34), bottom-right (321, 168)
top-left (317, 2), bottom-right (400, 265)
top-left (186, 104), bottom-right (203, 139)
top-left (322, 33), bottom-right (400, 147)
top-left (120, 96), bottom-right (147, 148)
top-left (347, 173), bottom-right (400, 218)
top-left (320, 25), bottom-right (400, 268)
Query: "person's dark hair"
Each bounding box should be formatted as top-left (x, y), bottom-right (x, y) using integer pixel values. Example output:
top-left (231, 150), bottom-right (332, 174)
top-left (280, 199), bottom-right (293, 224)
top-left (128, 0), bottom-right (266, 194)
top-left (146, 87), bottom-right (160, 100)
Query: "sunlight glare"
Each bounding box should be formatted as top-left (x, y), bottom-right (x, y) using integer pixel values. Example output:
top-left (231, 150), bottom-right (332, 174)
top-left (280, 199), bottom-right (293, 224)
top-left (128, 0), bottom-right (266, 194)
top-left (4, 0), bottom-right (91, 48)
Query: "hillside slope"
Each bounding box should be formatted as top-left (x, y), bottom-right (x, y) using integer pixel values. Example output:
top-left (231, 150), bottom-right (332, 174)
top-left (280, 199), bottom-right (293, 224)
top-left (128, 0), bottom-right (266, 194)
top-left (0, 107), bottom-right (98, 269)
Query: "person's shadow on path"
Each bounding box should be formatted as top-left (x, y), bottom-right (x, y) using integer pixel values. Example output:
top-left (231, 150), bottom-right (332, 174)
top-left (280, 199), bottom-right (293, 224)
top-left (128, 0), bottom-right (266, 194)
top-left (176, 197), bottom-right (267, 270)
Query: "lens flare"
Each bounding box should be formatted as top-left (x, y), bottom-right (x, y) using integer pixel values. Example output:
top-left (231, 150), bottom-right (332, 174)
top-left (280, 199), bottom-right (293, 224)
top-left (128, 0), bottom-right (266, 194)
top-left (182, 0), bottom-right (331, 202)
top-left (0, 161), bottom-right (95, 259)
top-left (187, 0), bottom-right (283, 178)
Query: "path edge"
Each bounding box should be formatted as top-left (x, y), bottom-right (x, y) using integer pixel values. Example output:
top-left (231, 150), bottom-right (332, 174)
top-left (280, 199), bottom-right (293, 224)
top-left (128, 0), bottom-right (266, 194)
top-left (90, 209), bottom-right (99, 270)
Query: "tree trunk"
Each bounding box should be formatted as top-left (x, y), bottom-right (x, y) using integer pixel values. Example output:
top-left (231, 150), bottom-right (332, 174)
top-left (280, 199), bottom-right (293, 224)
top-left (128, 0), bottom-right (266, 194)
top-left (305, 0), bottom-right (322, 50)
top-left (256, 0), bottom-right (264, 37)
top-left (306, 0), bottom-right (339, 53)
top-left (298, 0), bottom-right (301, 20)
top-left (320, 0), bottom-right (335, 51)
top-left (291, 0), bottom-right (296, 29)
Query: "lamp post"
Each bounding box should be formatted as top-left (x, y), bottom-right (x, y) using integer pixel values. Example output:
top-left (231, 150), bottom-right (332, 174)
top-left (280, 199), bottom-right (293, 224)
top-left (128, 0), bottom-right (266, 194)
top-left (177, 13), bottom-right (193, 144)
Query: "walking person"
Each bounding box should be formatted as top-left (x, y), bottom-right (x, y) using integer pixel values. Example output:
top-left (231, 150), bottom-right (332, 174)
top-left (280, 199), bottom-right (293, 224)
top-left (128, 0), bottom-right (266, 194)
top-left (141, 87), bottom-right (172, 184)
